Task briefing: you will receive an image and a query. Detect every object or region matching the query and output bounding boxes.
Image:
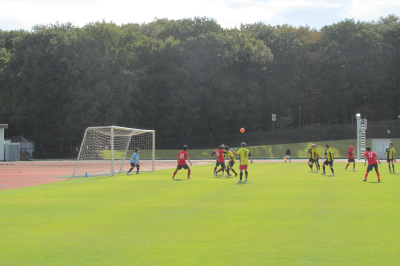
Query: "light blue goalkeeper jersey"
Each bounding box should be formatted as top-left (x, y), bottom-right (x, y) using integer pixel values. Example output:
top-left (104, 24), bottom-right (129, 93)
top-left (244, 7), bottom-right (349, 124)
top-left (130, 153), bottom-right (140, 164)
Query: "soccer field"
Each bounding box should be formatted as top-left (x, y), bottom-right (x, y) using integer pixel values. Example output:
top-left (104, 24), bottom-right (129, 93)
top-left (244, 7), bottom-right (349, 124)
top-left (1, 162), bottom-right (399, 265)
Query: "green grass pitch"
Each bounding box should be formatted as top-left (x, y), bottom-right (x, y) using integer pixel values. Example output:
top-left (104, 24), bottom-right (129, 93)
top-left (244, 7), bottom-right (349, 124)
top-left (1, 162), bottom-right (400, 265)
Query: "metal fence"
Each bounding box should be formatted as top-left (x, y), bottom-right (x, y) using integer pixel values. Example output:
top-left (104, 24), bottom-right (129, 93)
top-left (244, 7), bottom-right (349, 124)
top-left (30, 147), bottom-right (79, 160)
top-left (155, 121), bottom-right (400, 150)
top-left (12, 121), bottom-right (400, 159)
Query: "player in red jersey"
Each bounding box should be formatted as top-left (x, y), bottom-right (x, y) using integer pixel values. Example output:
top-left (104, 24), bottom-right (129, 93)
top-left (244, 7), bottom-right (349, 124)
top-left (172, 145), bottom-right (192, 179)
top-left (209, 146), bottom-right (227, 176)
top-left (363, 146), bottom-right (381, 182)
top-left (345, 142), bottom-right (356, 171)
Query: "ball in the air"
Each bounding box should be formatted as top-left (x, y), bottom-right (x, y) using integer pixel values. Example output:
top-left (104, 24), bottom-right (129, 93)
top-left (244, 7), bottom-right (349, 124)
top-left (240, 128), bottom-right (245, 133)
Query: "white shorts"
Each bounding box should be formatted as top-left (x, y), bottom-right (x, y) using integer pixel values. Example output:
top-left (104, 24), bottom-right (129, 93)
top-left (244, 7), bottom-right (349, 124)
top-left (286, 155), bottom-right (290, 158)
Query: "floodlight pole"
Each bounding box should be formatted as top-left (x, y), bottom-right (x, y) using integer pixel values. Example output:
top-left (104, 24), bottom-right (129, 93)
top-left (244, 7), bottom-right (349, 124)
top-left (299, 105), bottom-right (301, 128)
top-left (111, 126), bottom-right (114, 176)
top-left (356, 113), bottom-right (361, 160)
top-left (272, 114), bottom-right (276, 140)
top-left (152, 131), bottom-right (155, 172)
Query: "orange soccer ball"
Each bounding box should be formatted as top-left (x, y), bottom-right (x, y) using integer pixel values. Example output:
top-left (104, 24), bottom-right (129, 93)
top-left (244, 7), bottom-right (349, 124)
top-left (240, 128), bottom-right (245, 133)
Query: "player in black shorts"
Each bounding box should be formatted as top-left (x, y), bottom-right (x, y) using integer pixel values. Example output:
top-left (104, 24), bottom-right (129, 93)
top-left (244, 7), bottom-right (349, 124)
top-left (314, 145), bottom-right (321, 172)
top-left (308, 144), bottom-right (315, 171)
top-left (383, 143), bottom-right (396, 173)
top-left (225, 146), bottom-right (238, 177)
top-left (321, 144), bottom-right (334, 176)
top-left (210, 145), bottom-right (227, 175)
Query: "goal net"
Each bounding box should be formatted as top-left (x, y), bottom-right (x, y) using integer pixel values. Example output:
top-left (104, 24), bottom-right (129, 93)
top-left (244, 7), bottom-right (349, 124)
top-left (72, 126), bottom-right (155, 177)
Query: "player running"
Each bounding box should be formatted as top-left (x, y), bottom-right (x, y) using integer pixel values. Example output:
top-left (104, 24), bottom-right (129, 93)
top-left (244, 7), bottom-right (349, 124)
top-left (307, 144), bottom-right (315, 171)
top-left (225, 146), bottom-right (238, 177)
top-left (314, 145), bottom-right (320, 172)
top-left (383, 142), bottom-right (396, 174)
top-left (345, 143), bottom-right (356, 171)
top-left (321, 144), bottom-right (334, 176)
top-left (364, 146), bottom-right (381, 182)
top-left (232, 142), bottom-right (253, 182)
top-left (210, 146), bottom-right (227, 176)
top-left (172, 145), bottom-right (192, 179)
top-left (127, 148), bottom-right (142, 175)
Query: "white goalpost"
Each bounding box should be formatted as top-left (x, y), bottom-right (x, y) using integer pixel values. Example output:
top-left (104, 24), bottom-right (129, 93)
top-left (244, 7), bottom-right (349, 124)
top-left (72, 126), bottom-right (155, 177)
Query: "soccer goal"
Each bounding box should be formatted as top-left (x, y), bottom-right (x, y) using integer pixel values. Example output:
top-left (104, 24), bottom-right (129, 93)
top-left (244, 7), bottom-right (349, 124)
top-left (72, 126), bottom-right (155, 177)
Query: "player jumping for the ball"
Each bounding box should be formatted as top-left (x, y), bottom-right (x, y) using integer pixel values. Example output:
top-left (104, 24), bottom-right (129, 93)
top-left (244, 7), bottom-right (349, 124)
top-left (210, 146), bottom-right (227, 176)
top-left (364, 146), bottom-right (381, 182)
top-left (225, 146), bottom-right (238, 177)
top-left (172, 145), bottom-right (192, 179)
top-left (209, 144), bottom-right (226, 175)
top-left (232, 142), bottom-right (253, 182)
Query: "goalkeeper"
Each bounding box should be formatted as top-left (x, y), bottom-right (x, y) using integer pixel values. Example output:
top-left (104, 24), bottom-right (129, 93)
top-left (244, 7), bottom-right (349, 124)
top-left (127, 148), bottom-right (142, 175)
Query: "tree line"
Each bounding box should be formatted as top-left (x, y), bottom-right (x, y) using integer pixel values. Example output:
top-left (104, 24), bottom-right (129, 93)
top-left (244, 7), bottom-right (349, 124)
top-left (1, 16), bottom-right (399, 148)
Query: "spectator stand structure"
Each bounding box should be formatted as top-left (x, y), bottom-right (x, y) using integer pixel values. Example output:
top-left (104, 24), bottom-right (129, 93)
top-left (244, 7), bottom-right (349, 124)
top-left (0, 124), bottom-right (7, 161)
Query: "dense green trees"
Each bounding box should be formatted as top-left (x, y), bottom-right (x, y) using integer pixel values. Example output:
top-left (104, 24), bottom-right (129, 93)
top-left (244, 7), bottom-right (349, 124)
top-left (1, 16), bottom-right (400, 147)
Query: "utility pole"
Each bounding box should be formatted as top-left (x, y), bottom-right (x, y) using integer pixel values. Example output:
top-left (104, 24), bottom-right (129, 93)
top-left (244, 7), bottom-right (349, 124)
top-left (272, 114), bottom-right (276, 140)
top-left (299, 105), bottom-right (301, 128)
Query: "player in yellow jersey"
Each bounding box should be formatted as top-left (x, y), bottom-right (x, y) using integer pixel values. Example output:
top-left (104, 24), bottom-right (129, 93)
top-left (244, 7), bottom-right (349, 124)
top-left (224, 146), bottom-right (238, 177)
top-left (383, 142), bottom-right (396, 174)
top-left (307, 144), bottom-right (315, 171)
top-left (232, 142), bottom-right (253, 182)
top-left (314, 145), bottom-right (321, 172)
top-left (321, 144), bottom-right (334, 176)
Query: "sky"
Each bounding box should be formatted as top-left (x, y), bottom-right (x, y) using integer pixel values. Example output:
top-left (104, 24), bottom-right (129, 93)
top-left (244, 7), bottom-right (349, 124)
top-left (1, 0), bottom-right (400, 31)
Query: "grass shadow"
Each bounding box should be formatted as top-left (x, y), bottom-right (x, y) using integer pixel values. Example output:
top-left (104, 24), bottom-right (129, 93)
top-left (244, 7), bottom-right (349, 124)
top-left (237, 181), bottom-right (251, 185)
top-left (93, 176), bottom-right (113, 180)
top-left (173, 179), bottom-right (183, 181)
